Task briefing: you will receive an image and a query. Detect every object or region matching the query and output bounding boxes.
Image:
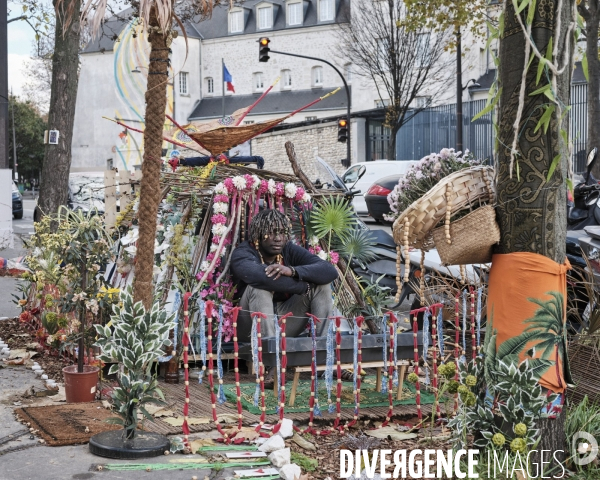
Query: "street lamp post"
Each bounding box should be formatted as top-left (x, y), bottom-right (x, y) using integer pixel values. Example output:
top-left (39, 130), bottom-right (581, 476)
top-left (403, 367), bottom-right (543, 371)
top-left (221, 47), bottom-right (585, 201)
top-left (266, 48), bottom-right (352, 166)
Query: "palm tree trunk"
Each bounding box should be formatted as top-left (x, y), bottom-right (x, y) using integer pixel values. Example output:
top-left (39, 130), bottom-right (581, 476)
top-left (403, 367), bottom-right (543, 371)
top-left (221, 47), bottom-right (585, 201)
top-left (133, 7), bottom-right (171, 309)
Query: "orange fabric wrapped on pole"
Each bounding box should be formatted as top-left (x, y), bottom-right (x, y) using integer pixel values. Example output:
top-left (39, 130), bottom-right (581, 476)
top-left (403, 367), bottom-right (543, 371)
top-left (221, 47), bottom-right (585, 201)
top-left (487, 252), bottom-right (572, 394)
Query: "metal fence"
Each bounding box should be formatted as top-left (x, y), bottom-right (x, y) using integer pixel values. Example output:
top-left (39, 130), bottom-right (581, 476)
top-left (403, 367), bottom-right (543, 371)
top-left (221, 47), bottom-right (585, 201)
top-left (395, 85), bottom-right (589, 173)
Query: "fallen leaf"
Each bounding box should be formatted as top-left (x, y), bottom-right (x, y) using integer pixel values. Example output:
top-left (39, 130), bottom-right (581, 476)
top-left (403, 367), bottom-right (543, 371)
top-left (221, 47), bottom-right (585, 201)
top-left (294, 475), bottom-right (311, 480)
top-left (189, 438), bottom-right (215, 453)
top-left (291, 432), bottom-right (317, 451)
top-left (216, 413), bottom-right (238, 424)
top-left (8, 349), bottom-right (29, 359)
top-left (227, 426), bottom-right (259, 441)
top-left (365, 427), bottom-right (418, 441)
top-left (162, 417), bottom-right (210, 427)
top-left (144, 404), bottom-right (175, 418)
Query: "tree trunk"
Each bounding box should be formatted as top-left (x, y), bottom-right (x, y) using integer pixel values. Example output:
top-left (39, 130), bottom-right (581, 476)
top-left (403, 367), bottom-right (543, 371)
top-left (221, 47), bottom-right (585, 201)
top-left (585, 14), bottom-right (600, 178)
top-left (36, 0), bottom-right (82, 219)
top-left (132, 7), bottom-right (171, 310)
top-left (495, 0), bottom-right (574, 471)
top-left (387, 123), bottom-right (398, 160)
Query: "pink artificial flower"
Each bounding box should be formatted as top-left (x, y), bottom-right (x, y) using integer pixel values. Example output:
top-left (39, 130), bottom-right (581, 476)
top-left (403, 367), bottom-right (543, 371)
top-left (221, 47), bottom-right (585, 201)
top-left (214, 194), bottom-right (229, 203)
top-left (244, 174), bottom-right (254, 190)
top-left (294, 187), bottom-right (305, 202)
top-left (275, 182), bottom-right (284, 196)
top-left (223, 178), bottom-right (234, 193)
top-left (214, 257), bottom-right (222, 268)
top-left (258, 180), bottom-right (268, 195)
top-left (211, 214), bottom-right (227, 225)
top-left (201, 289), bottom-right (209, 298)
top-left (218, 291), bottom-right (224, 299)
top-left (212, 236), bottom-right (221, 244)
top-left (329, 251), bottom-right (339, 264)
top-left (195, 273), bottom-right (202, 281)
top-left (207, 252), bottom-right (215, 262)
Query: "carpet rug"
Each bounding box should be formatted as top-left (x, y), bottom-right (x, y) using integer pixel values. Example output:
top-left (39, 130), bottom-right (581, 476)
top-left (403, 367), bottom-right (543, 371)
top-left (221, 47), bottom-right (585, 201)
top-left (220, 377), bottom-right (435, 415)
top-left (14, 402), bottom-right (121, 446)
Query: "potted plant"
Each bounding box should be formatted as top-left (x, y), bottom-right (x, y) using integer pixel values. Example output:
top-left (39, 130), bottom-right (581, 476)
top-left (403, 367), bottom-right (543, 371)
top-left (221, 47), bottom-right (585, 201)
top-left (89, 288), bottom-right (173, 458)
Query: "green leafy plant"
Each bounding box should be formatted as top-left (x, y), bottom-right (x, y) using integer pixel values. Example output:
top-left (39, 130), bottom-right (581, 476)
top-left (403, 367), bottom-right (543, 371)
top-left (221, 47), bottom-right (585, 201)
top-left (309, 195), bottom-right (356, 244)
top-left (565, 396), bottom-right (600, 472)
top-left (290, 451), bottom-right (318, 472)
top-left (94, 288), bottom-right (173, 438)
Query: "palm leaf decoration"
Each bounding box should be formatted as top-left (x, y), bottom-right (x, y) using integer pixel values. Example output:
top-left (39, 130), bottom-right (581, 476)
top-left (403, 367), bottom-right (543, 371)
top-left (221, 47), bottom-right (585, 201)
top-left (336, 228), bottom-right (376, 265)
top-left (310, 196), bottom-right (356, 244)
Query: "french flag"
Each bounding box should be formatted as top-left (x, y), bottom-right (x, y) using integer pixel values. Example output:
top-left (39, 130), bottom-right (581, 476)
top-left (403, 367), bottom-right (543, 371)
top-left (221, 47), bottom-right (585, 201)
top-left (223, 63), bottom-right (235, 93)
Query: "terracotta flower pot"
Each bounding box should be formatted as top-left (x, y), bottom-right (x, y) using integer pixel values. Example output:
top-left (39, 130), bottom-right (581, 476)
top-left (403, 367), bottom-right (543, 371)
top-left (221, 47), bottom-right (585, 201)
top-left (63, 365), bottom-right (99, 403)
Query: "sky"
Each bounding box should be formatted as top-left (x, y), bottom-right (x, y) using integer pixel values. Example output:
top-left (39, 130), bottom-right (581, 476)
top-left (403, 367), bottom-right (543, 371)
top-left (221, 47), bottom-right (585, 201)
top-left (8, 1), bottom-right (37, 98)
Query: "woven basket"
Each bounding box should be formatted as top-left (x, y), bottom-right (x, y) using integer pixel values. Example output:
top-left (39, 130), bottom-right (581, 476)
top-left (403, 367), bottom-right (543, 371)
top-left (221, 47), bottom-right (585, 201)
top-left (432, 205), bottom-right (500, 265)
top-left (392, 166), bottom-right (495, 250)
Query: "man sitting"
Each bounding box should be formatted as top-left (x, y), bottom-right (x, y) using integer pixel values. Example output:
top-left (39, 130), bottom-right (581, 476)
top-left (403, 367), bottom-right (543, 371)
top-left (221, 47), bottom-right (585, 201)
top-left (231, 209), bottom-right (338, 343)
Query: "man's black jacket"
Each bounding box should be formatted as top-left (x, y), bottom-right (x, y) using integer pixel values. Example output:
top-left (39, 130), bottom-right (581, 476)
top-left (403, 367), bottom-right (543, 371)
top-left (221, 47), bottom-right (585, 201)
top-left (230, 241), bottom-right (338, 300)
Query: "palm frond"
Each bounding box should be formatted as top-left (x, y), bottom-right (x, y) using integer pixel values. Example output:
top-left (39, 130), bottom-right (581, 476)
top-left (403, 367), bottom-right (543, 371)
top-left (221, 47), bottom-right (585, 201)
top-left (496, 330), bottom-right (541, 360)
top-left (337, 228), bottom-right (376, 264)
top-left (310, 196), bottom-right (356, 243)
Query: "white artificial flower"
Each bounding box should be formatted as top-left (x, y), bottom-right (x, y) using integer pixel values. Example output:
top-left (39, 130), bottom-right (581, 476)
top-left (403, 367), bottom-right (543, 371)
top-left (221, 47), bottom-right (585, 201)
top-left (214, 182), bottom-right (228, 195)
top-left (212, 223), bottom-right (227, 236)
top-left (47, 335), bottom-right (55, 345)
top-left (439, 148), bottom-right (452, 159)
top-left (317, 250), bottom-right (328, 260)
top-left (309, 236), bottom-right (320, 246)
top-left (124, 245), bottom-right (137, 256)
top-left (268, 179), bottom-right (277, 195)
top-left (232, 176), bottom-right (247, 190)
top-left (132, 200), bottom-right (139, 212)
top-left (415, 170), bottom-right (424, 180)
top-left (213, 202), bottom-right (229, 214)
top-left (154, 241), bottom-right (170, 254)
top-left (301, 192), bottom-right (311, 203)
top-left (164, 226), bottom-right (175, 241)
top-left (252, 175), bottom-right (261, 189)
top-left (153, 265), bottom-right (162, 276)
top-left (156, 224), bottom-right (165, 232)
top-left (210, 244), bottom-right (219, 253)
top-left (200, 261), bottom-right (210, 271)
top-left (284, 183), bottom-right (297, 199)
top-left (121, 228), bottom-right (139, 245)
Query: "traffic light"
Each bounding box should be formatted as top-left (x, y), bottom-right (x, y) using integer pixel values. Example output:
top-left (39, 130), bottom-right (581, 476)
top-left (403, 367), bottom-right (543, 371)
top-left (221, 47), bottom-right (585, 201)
top-left (337, 118), bottom-right (348, 143)
top-left (259, 37), bottom-right (270, 62)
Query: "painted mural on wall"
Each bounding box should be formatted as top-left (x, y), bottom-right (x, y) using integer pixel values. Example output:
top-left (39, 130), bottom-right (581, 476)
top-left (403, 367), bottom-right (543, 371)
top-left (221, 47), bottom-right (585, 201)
top-left (113, 20), bottom-right (174, 170)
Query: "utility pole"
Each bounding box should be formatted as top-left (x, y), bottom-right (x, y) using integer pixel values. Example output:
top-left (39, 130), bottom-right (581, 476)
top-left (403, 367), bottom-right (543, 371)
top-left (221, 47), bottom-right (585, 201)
top-left (0, 0), bottom-right (8, 169)
top-left (456, 28), bottom-right (463, 152)
top-left (11, 89), bottom-right (17, 181)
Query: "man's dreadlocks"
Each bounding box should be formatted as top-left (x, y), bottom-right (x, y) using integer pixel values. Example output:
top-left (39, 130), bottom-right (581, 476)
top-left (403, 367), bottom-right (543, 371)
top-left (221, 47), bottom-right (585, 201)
top-left (248, 209), bottom-right (292, 245)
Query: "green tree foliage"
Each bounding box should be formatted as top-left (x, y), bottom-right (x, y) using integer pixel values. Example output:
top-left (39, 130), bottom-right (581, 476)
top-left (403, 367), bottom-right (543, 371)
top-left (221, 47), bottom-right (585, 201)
top-left (8, 95), bottom-right (46, 183)
top-left (401, 0), bottom-right (491, 42)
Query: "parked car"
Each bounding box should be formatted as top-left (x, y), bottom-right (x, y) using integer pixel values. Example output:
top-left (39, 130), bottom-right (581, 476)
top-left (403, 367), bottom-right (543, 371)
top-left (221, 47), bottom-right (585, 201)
top-left (12, 182), bottom-right (23, 219)
top-left (365, 174), bottom-right (403, 223)
top-left (341, 160), bottom-right (417, 215)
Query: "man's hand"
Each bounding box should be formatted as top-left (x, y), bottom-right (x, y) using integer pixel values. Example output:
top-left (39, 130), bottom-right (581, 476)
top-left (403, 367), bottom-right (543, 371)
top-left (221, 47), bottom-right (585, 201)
top-left (265, 264), bottom-right (293, 281)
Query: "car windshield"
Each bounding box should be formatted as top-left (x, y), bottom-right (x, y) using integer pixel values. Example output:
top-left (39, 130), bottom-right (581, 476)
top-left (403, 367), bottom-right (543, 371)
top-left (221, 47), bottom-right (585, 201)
top-left (70, 176), bottom-right (105, 203)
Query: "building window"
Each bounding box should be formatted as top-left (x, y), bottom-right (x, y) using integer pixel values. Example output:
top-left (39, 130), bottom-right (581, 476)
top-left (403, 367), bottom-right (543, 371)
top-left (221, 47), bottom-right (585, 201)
top-left (282, 69), bottom-right (292, 89)
top-left (416, 33), bottom-right (431, 67)
top-left (179, 72), bottom-right (188, 94)
top-left (305, 116), bottom-right (317, 121)
top-left (254, 72), bottom-right (265, 91)
top-left (206, 77), bottom-right (214, 95)
top-left (414, 96), bottom-right (431, 109)
top-left (319, 0), bottom-right (334, 21)
top-left (258, 6), bottom-right (273, 29)
top-left (344, 63), bottom-right (352, 83)
top-left (288, 2), bottom-right (302, 25)
top-left (312, 66), bottom-right (323, 87)
top-left (230, 10), bottom-right (243, 33)
top-left (375, 99), bottom-right (390, 108)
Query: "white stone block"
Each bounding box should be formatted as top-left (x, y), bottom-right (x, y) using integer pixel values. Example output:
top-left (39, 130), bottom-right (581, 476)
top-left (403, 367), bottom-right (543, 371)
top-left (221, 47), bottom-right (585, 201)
top-left (279, 463), bottom-right (301, 480)
top-left (268, 447), bottom-right (290, 467)
top-left (257, 434), bottom-right (285, 453)
top-left (278, 418), bottom-right (294, 439)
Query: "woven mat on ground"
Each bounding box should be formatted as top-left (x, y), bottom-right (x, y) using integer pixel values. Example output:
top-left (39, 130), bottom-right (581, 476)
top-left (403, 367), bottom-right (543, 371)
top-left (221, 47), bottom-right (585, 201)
top-left (14, 402), bottom-right (121, 446)
top-left (220, 377), bottom-right (435, 415)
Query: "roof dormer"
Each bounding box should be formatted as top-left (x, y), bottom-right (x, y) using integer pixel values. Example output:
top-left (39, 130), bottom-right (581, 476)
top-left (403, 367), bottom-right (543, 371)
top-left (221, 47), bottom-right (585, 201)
top-left (255, 1), bottom-right (280, 30)
top-left (229, 7), bottom-right (251, 35)
top-left (286, 0), bottom-right (308, 27)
